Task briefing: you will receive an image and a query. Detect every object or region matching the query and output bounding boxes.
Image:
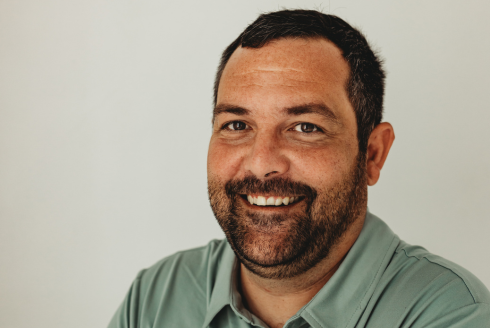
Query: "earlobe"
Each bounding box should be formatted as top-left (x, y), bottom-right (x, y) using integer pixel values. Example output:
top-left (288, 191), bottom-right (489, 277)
top-left (367, 161), bottom-right (380, 186)
top-left (366, 122), bottom-right (395, 186)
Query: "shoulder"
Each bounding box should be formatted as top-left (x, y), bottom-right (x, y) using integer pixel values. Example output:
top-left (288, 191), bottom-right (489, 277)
top-left (367, 239), bottom-right (490, 327)
top-left (141, 238), bottom-right (228, 277)
top-left (136, 239), bottom-right (229, 295)
top-left (122, 240), bottom-right (229, 326)
top-left (393, 240), bottom-right (490, 305)
top-left (108, 239), bottom-right (231, 328)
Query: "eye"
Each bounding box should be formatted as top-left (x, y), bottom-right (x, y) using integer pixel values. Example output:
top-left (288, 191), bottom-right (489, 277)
top-left (293, 123), bottom-right (319, 133)
top-left (224, 121), bottom-right (248, 131)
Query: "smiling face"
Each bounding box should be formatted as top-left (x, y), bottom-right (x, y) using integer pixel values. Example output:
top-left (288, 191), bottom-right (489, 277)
top-left (207, 38), bottom-right (368, 279)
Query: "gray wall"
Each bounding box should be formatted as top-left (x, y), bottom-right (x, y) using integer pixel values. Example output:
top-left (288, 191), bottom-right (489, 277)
top-left (1, 1), bottom-right (489, 327)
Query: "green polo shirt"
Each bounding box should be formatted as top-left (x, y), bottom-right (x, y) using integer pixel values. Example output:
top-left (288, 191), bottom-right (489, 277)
top-left (108, 212), bottom-right (490, 327)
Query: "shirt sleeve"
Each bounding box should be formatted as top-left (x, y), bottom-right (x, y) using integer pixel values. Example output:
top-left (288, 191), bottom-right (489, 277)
top-left (416, 303), bottom-right (490, 328)
top-left (107, 270), bottom-right (146, 328)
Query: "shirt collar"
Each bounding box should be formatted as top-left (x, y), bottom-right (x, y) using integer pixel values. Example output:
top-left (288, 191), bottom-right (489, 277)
top-left (202, 211), bottom-right (399, 328)
top-left (201, 241), bottom-right (236, 328)
top-left (299, 211), bottom-right (399, 328)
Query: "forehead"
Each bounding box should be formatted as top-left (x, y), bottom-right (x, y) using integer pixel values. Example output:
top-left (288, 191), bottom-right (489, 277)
top-left (217, 37), bottom-right (352, 113)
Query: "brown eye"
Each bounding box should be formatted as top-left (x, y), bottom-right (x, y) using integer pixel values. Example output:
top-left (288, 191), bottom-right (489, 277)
top-left (294, 123), bottom-right (318, 133)
top-left (227, 121), bottom-right (247, 131)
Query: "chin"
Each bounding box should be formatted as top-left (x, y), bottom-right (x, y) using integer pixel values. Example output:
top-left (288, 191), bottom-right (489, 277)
top-left (240, 231), bottom-right (294, 267)
top-left (208, 152), bottom-right (368, 279)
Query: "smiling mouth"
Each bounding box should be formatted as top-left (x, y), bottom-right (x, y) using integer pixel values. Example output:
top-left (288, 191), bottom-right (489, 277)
top-left (240, 194), bottom-right (303, 207)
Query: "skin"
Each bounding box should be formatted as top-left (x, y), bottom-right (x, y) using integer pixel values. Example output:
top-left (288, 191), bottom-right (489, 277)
top-left (207, 38), bottom-right (394, 328)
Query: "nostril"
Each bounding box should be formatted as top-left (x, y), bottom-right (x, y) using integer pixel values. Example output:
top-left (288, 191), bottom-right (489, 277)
top-left (264, 171), bottom-right (279, 178)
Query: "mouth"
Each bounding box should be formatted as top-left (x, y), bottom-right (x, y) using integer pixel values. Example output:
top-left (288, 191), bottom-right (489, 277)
top-left (239, 194), bottom-right (304, 207)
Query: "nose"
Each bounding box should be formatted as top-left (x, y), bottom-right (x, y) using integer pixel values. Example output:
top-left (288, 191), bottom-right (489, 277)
top-left (243, 132), bottom-right (290, 179)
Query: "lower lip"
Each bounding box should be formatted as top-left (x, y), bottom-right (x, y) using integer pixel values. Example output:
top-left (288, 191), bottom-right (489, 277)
top-left (239, 196), bottom-right (301, 211)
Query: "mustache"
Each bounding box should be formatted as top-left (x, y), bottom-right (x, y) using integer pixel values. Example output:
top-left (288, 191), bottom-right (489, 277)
top-left (225, 175), bottom-right (317, 200)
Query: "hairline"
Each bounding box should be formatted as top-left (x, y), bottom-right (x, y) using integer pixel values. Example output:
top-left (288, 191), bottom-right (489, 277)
top-left (214, 35), bottom-right (351, 105)
top-left (213, 36), bottom-right (355, 125)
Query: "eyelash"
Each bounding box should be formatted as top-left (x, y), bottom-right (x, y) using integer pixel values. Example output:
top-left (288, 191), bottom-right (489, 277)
top-left (221, 121), bottom-right (249, 131)
top-left (221, 121), bottom-right (323, 134)
top-left (292, 123), bottom-right (323, 133)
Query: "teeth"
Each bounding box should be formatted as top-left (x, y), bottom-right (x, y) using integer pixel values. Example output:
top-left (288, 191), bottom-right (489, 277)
top-left (246, 195), bottom-right (299, 206)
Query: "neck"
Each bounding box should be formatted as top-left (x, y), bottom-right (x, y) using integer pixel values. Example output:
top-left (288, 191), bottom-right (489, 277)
top-left (239, 216), bottom-right (365, 328)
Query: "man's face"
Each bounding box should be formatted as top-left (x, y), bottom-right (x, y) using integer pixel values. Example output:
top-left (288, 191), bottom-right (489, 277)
top-left (207, 38), bottom-right (367, 279)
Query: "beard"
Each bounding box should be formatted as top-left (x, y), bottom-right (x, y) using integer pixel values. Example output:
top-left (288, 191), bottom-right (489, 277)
top-left (208, 152), bottom-right (367, 279)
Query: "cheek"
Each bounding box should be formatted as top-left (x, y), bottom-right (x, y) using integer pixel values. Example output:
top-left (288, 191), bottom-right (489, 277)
top-left (288, 143), bottom-right (356, 186)
top-left (207, 139), bottom-right (245, 180)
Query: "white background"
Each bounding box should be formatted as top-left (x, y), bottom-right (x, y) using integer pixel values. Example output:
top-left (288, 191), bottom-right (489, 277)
top-left (1, 1), bottom-right (489, 327)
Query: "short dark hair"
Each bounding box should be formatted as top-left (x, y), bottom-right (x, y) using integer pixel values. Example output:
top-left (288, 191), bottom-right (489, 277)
top-left (213, 9), bottom-right (385, 153)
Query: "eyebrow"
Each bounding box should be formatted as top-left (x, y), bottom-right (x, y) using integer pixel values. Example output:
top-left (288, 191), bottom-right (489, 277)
top-left (213, 103), bottom-right (340, 124)
top-left (285, 104), bottom-right (339, 123)
top-left (213, 104), bottom-right (250, 118)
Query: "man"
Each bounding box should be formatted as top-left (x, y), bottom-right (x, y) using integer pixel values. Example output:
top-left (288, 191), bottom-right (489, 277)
top-left (109, 9), bottom-right (490, 328)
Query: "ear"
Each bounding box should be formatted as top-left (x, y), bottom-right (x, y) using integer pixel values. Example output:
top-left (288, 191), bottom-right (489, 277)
top-left (366, 122), bottom-right (395, 186)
